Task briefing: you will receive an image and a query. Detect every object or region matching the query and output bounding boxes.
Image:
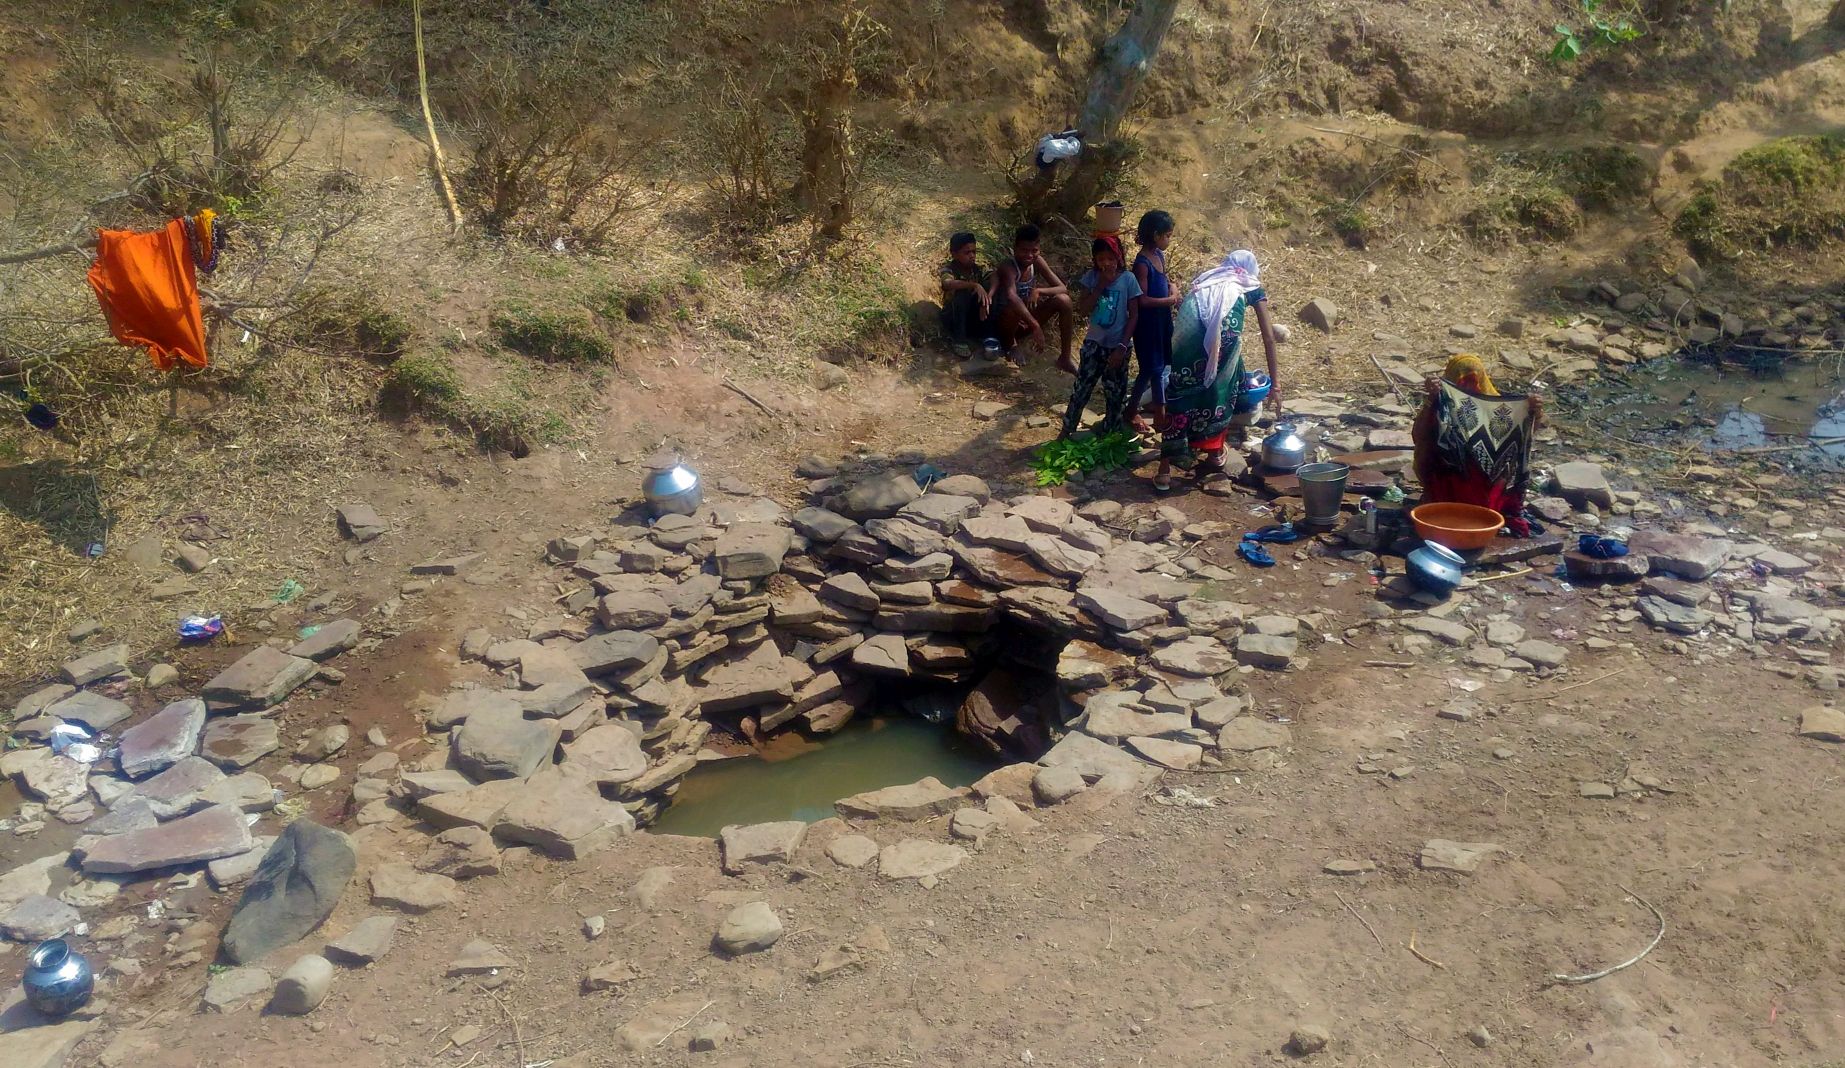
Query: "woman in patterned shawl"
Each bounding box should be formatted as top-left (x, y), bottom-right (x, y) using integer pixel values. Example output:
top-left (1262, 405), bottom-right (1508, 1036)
top-left (1155, 250), bottom-right (1280, 492)
top-left (1411, 354), bottom-right (1544, 537)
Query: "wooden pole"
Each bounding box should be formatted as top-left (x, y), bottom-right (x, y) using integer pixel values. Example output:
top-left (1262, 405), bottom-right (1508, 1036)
top-left (413, 0), bottom-right (464, 234)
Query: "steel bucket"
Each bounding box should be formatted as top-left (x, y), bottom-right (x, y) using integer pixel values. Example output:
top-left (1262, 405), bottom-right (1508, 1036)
top-left (1295, 461), bottom-right (1349, 531)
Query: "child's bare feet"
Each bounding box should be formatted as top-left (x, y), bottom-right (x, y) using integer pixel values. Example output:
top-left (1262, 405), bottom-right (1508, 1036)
top-left (1055, 356), bottom-right (1078, 375)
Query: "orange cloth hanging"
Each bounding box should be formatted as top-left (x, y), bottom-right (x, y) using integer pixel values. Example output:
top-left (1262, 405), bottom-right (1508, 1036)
top-left (86, 219), bottom-right (210, 371)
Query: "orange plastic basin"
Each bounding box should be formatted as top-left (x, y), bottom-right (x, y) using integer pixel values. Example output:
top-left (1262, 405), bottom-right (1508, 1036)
top-left (1410, 502), bottom-right (1505, 551)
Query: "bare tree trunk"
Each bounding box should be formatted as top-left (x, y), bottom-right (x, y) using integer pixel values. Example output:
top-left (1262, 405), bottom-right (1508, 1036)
top-left (1056, 0), bottom-right (1182, 220)
top-left (1077, 0), bottom-right (1182, 143)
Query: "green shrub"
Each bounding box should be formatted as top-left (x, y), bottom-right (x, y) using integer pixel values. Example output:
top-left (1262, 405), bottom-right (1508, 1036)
top-left (1675, 135), bottom-right (1845, 259)
top-left (1550, 145), bottom-right (1650, 210)
top-left (490, 305), bottom-right (615, 363)
top-left (1324, 203), bottom-right (1374, 249)
top-left (299, 286), bottom-right (413, 361)
top-left (381, 351), bottom-right (462, 410)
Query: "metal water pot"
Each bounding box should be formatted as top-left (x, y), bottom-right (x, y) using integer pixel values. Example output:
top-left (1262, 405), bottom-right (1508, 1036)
top-left (23, 939), bottom-right (93, 1017)
top-left (641, 453), bottom-right (702, 518)
top-left (1261, 423), bottom-right (1308, 472)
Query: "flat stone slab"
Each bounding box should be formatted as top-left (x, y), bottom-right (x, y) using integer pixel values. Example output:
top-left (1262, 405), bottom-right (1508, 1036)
top-left (81, 804), bottom-right (253, 874)
top-left (698, 642), bottom-right (800, 713)
top-left (493, 768), bottom-right (634, 859)
top-left (1127, 736), bottom-right (1203, 770)
top-left (792, 507), bottom-right (855, 543)
top-left (1798, 706), bottom-right (1845, 743)
top-left (202, 715), bottom-right (281, 770)
top-left (719, 821), bottom-right (807, 873)
top-left (836, 776), bottom-right (965, 821)
top-left (201, 646), bottom-right (316, 710)
top-left (1082, 698), bottom-right (1190, 742)
top-left (324, 915), bottom-right (399, 965)
top-left (118, 698), bottom-right (208, 779)
top-left (1075, 589), bottom-right (1167, 631)
top-left (826, 833), bottom-right (881, 868)
top-left (368, 862), bottom-right (460, 912)
top-left (572, 631), bottom-right (661, 677)
top-left (453, 704), bottom-right (561, 781)
top-left (1, 894), bottom-right (80, 942)
top-left (897, 493), bottom-right (980, 534)
top-left (44, 691), bottom-right (132, 732)
top-left (62, 642), bottom-right (129, 685)
top-left (1552, 461), bottom-right (1614, 509)
top-left (288, 619), bottom-right (362, 661)
top-left (1418, 839), bottom-right (1502, 874)
top-left (851, 632), bottom-right (911, 677)
top-left (1627, 532), bottom-right (1730, 581)
top-left (12, 683), bottom-right (74, 720)
top-left (1217, 718), bottom-right (1291, 752)
top-left (419, 778), bottom-right (526, 832)
top-left (1, 748), bottom-right (88, 807)
top-left (1150, 637), bottom-right (1237, 677)
top-left (427, 689), bottom-right (521, 731)
top-left (1235, 633), bottom-right (1298, 669)
top-left (203, 965), bottom-right (274, 1013)
top-left (836, 473), bottom-right (921, 520)
top-left (127, 755), bottom-right (225, 818)
top-left (878, 840), bottom-right (967, 881)
top-left (1038, 731), bottom-right (1147, 780)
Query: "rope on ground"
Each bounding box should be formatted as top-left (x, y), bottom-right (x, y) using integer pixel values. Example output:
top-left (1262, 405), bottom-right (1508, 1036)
top-left (1333, 890), bottom-right (1384, 950)
top-left (1549, 884), bottom-right (1666, 985)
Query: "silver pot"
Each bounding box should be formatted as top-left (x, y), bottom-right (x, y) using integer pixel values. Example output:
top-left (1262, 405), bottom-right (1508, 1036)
top-left (1407, 542), bottom-right (1466, 596)
top-left (1261, 423), bottom-right (1308, 472)
top-left (641, 453), bottom-right (701, 518)
top-left (23, 939), bottom-right (92, 1017)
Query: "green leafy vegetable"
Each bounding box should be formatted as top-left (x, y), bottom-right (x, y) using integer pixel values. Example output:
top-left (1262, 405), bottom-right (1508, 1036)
top-left (1031, 430), bottom-right (1141, 486)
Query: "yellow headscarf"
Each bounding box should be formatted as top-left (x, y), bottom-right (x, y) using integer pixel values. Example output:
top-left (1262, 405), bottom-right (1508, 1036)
top-left (1443, 354), bottom-right (1498, 396)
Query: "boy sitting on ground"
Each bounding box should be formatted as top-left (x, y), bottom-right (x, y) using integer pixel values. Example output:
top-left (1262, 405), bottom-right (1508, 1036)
top-left (938, 231), bottom-right (992, 353)
top-left (991, 224), bottom-right (1075, 370)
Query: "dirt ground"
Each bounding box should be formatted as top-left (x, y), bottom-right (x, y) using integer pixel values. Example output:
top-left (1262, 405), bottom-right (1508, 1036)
top-left (10, 338), bottom-right (1839, 1067)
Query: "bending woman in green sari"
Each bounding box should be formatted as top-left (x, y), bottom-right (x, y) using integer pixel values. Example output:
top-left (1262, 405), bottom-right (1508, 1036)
top-left (1155, 250), bottom-right (1281, 492)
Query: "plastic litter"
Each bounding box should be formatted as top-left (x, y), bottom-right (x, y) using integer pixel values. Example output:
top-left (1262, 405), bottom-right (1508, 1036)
top-left (273, 579), bottom-right (305, 603)
top-left (48, 724), bottom-right (101, 764)
top-left (1034, 129), bottom-right (1083, 167)
top-left (912, 463), bottom-right (948, 490)
top-left (297, 624), bottom-right (322, 640)
top-left (179, 615), bottom-right (224, 642)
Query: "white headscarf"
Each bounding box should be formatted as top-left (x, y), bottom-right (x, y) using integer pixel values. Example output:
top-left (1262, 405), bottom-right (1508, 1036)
top-left (1189, 250), bottom-right (1261, 384)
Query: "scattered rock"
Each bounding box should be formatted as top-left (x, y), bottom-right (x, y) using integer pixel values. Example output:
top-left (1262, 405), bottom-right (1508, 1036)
top-left (369, 863), bottom-right (461, 912)
top-left (62, 642), bottom-right (129, 686)
top-left (826, 834), bottom-right (881, 868)
top-left (1322, 859), bottom-right (1376, 876)
top-left (202, 965), bottom-right (273, 1013)
top-left (689, 1020), bottom-right (733, 1053)
top-left (836, 776), bottom-right (965, 820)
top-left (117, 698), bottom-right (207, 779)
top-left (1285, 1024), bottom-right (1331, 1057)
top-left (1217, 718), bottom-right (1290, 752)
top-left (1033, 764), bottom-right (1087, 804)
top-left (582, 959), bottom-right (641, 991)
top-left (1627, 533), bottom-right (1731, 581)
top-left (714, 901), bottom-right (783, 954)
top-left (1299, 298), bottom-right (1339, 332)
top-left (295, 723), bottom-right (351, 763)
top-left (288, 619), bottom-right (362, 662)
top-left (837, 473), bottom-right (922, 520)
top-left (878, 839), bottom-right (967, 881)
top-left (418, 826), bottom-right (503, 879)
top-left (1513, 639), bottom-right (1567, 669)
top-left (270, 954), bottom-right (334, 1015)
top-left (1235, 632), bottom-right (1298, 669)
top-left (1552, 461), bottom-right (1615, 510)
top-left (493, 767), bottom-right (635, 859)
top-left (719, 821), bottom-right (807, 873)
top-left (1, 894), bottom-right (80, 942)
top-left (44, 691), bottom-right (131, 732)
top-left (448, 939), bottom-right (516, 976)
top-left (1418, 839), bottom-right (1502, 874)
top-left (200, 646), bottom-right (317, 711)
top-left (1798, 706), bottom-right (1845, 743)
top-left (337, 503), bottom-right (388, 542)
top-left (324, 915), bottom-right (399, 966)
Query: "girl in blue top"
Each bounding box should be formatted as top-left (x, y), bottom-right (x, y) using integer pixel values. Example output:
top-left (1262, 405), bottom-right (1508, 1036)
top-left (1129, 210), bottom-right (1179, 436)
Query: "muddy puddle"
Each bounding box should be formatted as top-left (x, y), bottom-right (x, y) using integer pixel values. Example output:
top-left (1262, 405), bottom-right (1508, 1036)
top-left (1568, 352), bottom-right (1845, 469)
top-left (647, 714), bottom-right (994, 838)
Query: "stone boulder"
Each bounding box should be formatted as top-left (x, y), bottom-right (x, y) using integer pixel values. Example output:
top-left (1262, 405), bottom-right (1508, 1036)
top-left (714, 901), bottom-right (783, 955)
top-left (719, 821), bottom-right (807, 874)
top-left (714, 523), bottom-right (793, 579)
top-left (836, 473), bottom-right (921, 520)
top-left (1552, 461), bottom-right (1614, 510)
top-left (221, 820), bottom-right (357, 964)
top-left (453, 704), bottom-right (562, 781)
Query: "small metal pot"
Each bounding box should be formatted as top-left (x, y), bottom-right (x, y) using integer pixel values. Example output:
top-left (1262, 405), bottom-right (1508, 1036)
top-left (1407, 542), bottom-right (1467, 597)
top-left (1261, 423), bottom-right (1309, 472)
top-left (23, 939), bottom-right (93, 1017)
top-left (641, 453), bottom-right (702, 518)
